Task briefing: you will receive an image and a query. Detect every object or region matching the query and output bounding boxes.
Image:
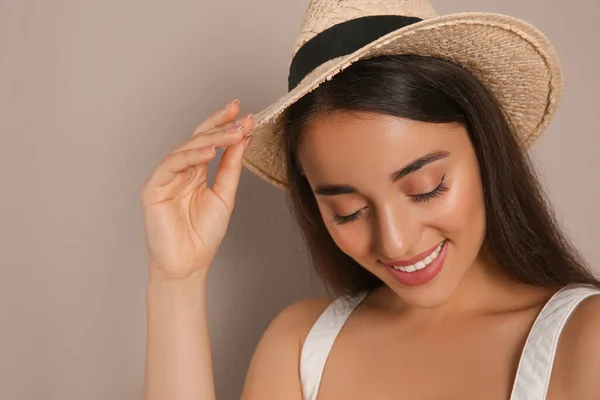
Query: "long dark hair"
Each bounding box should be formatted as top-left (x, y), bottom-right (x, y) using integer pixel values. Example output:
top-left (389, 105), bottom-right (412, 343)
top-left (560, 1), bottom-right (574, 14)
top-left (281, 54), bottom-right (598, 297)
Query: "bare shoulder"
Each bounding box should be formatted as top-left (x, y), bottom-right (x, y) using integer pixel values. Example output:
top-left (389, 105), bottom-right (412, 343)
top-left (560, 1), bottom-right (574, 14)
top-left (240, 296), bottom-right (335, 400)
top-left (551, 293), bottom-right (600, 399)
top-left (272, 296), bottom-right (337, 337)
top-left (559, 293), bottom-right (600, 357)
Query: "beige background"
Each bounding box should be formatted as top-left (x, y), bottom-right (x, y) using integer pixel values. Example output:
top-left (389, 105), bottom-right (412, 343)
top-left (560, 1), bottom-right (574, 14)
top-left (1, 0), bottom-right (599, 399)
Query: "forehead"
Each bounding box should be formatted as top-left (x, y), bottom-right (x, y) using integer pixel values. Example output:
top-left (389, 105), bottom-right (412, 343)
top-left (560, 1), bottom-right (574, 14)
top-left (297, 111), bottom-right (468, 184)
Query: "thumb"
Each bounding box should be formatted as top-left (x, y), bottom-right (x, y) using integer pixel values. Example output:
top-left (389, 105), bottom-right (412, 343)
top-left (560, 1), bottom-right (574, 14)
top-left (211, 116), bottom-right (254, 209)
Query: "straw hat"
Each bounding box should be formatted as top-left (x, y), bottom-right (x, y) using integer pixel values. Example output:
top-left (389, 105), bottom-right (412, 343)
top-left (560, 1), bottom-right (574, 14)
top-left (242, 0), bottom-right (562, 190)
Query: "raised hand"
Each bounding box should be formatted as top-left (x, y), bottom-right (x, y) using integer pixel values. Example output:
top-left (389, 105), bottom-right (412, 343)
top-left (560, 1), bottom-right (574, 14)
top-left (140, 100), bottom-right (253, 280)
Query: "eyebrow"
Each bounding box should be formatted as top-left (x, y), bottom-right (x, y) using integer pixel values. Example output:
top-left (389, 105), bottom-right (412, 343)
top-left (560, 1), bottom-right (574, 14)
top-left (313, 150), bottom-right (450, 196)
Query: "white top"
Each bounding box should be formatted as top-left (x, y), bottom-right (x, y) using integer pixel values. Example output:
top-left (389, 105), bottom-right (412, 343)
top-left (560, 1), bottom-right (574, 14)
top-left (300, 284), bottom-right (600, 400)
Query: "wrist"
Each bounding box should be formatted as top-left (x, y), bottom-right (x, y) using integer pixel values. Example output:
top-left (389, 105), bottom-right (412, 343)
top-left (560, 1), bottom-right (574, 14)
top-left (146, 269), bottom-right (208, 304)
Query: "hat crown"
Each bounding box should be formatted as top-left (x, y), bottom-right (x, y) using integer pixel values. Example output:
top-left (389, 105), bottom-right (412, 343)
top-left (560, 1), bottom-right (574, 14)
top-left (292, 0), bottom-right (439, 57)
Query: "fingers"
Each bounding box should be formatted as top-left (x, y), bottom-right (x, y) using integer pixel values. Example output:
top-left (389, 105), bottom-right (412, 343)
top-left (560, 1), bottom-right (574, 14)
top-left (192, 99), bottom-right (241, 137)
top-left (145, 147), bottom-right (217, 189)
top-left (142, 101), bottom-right (252, 204)
top-left (173, 114), bottom-right (253, 154)
top-left (211, 116), bottom-right (254, 209)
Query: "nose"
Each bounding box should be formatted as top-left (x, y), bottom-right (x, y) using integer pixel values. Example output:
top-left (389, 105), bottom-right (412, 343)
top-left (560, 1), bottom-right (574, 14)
top-left (372, 203), bottom-right (420, 261)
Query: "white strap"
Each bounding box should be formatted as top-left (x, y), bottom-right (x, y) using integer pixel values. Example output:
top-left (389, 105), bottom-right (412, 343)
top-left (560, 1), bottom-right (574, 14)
top-left (300, 292), bottom-right (368, 400)
top-left (510, 285), bottom-right (600, 400)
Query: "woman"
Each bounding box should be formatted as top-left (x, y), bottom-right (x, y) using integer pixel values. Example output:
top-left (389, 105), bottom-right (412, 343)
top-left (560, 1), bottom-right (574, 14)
top-left (140, 1), bottom-right (600, 399)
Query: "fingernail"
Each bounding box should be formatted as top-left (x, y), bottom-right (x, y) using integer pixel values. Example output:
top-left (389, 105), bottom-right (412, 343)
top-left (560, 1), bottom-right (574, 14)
top-left (232, 115), bottom-right (251, 127)
top-left (225, 99), bottom-right (239, 109)
top-left (234, 113), bottom-right (252, 122)
top-left (201, 145), bottom-right (216, 153)
top-left (226, 124), bottom-right (243, 133)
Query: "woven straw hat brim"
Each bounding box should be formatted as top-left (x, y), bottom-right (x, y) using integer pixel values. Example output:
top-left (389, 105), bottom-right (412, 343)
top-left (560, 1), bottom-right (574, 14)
top-left (242, 12), bottom-right (563, 190)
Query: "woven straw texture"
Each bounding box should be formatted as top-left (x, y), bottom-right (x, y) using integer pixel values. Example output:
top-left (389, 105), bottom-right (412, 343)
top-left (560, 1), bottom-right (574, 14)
top-left (242, 0), bottom-right (563, 190)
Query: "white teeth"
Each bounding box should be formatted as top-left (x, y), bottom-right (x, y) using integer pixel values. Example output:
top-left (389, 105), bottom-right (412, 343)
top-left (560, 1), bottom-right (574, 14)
top-left (392, 241), bottom-right (445, 273)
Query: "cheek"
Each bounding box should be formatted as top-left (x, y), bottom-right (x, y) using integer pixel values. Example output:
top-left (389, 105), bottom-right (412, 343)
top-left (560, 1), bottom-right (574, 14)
top-left (316, 203), bottom-right (370, 259)
top-left (426, 171), bottom-right (486, 239)
top-left (325, 223), bottom-right (371, 260)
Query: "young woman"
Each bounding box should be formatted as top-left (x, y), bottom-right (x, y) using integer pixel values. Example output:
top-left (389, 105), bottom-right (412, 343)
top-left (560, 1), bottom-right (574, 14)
top-left (140, 1), bottom-right (600, 399)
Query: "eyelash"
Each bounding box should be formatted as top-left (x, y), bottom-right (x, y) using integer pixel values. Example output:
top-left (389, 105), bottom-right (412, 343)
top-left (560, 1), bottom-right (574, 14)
top-left (331, 175), bottom-right (449, 225)
top-left (411, 174), bottom-right (449, 203)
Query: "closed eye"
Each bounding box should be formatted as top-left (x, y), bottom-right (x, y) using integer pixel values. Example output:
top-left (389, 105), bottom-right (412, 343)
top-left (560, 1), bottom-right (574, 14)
top-left (331, 209), bottom-right (362, 225)
top-left (410, 175), bottom-right (449, 203)
top-left (330, 175), bottom-right (449, 225)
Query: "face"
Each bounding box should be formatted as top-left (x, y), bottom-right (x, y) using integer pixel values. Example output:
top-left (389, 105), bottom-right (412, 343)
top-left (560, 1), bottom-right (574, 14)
top-left (297, 111), bottom-right (487, 308)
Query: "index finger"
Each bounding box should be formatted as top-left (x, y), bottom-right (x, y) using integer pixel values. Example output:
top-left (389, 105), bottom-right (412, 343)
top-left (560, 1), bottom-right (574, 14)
top-left (192, 99), bottom-right (241, 137)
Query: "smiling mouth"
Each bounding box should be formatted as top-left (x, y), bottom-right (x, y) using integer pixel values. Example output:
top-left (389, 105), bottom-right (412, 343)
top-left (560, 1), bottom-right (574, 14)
top-left (384, 240), bottom-right (446, 273)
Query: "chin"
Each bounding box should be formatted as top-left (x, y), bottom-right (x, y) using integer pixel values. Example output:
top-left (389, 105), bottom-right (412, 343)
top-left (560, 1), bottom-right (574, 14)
top-left (388, 278), bottom-right (461, 309)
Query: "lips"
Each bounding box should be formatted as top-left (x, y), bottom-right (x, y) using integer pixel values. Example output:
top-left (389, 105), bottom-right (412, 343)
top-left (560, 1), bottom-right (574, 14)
top-left (382, 240), bottom-right (446, 267)
top-left (382, 240), bottom-right (448, 286)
